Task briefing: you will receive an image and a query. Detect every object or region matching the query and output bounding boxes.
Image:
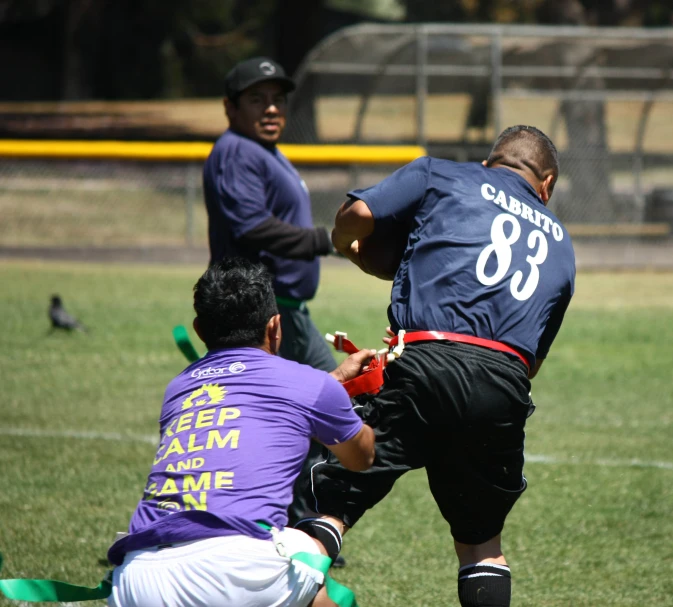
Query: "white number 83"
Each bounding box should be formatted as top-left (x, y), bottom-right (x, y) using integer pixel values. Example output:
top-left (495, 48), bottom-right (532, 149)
top-left (475, 213), bottom-right (548, 301)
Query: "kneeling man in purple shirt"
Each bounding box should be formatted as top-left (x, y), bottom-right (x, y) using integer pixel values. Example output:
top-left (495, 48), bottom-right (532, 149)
top-left (107, 258), bottom-right (375, 607)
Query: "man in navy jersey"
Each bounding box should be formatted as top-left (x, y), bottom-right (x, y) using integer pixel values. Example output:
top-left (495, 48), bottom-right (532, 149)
top-left (311, 126), bottom-right (575, 607)
top-left (203, 57), bottom-right (336, 373)
top-left (203, 57), bottom-right (338, 527)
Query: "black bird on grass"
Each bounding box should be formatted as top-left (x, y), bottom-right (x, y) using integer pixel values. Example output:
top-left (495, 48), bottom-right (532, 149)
top-left (49, 295), bottom-right (87, 332)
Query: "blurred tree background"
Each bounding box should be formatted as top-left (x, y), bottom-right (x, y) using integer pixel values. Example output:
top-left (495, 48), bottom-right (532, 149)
top-left (0, 0), bottom-right (671, 102)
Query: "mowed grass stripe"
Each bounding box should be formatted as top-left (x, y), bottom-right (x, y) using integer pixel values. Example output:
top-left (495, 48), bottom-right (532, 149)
top-left (2, 428), bottom-right (673, 472)
top-left (0, 427), bottom-right (158, 446)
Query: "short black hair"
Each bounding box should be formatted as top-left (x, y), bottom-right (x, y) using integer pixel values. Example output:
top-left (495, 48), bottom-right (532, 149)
top-left (486, 125), bottom-right (559, 194)
top-left (193, 258), bottom-right (279, 350)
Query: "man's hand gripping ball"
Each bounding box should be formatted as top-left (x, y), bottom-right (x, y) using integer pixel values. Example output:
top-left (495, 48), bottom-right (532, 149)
top-left (355, 221), bottom-right (408, 281)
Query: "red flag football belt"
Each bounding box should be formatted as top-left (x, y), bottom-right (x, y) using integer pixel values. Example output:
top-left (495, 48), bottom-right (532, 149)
top-left (327, 330), bottom-right (528, 398)
top-left (341, 361), bottom-right (386, 398)
top-left (388, 331), bottom-right (529, 369)
top-left (326, 332), bottom-right (386, 398)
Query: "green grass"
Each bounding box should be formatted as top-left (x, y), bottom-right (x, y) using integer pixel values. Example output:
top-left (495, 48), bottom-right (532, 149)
top-left (0, 260), bottom-right (672, 606)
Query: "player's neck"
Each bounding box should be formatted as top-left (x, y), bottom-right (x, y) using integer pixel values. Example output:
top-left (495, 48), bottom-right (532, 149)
top-left (490, 163), bottom-right (545, 203)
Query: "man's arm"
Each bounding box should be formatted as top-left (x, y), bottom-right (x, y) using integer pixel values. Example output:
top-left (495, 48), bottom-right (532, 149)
top-left (331, 199), bottom-right (375, 266)
top-left (240, 217), bottom-right (332, 260)
top-left (332, 158), bottom-right (430, 266)
top-left (533, 281), bottom-right (573, 379)
top-left (322, 347), bottom-right (377, 471)
top-left (324, 424), bottom-right (375, 472)
top-left (329, 347), bottom-right (377, 384)
top-left (529, 358), bottom-right (544, 379)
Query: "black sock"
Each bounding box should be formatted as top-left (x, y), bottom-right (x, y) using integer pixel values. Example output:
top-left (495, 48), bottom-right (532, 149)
top-left (457, 563), bottom-right (511, 607)
top-left (293, 518), bottom-right (342, 562)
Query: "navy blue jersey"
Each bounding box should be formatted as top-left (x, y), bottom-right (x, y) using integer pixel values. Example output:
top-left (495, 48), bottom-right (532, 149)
top-left (203, 130), bottom-right (320, 301)
top-left (349, 157), bottom-right (575, 366)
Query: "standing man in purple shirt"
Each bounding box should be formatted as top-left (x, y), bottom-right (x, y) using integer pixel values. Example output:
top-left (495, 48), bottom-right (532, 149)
top-left (107, 258), bottom-right (375, 607)
top-left (309, 126), bottom-right (575, 607)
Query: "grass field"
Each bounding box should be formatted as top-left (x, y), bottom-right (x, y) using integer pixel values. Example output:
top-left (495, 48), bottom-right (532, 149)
top-left (0, 260), bottom-right (672, 606)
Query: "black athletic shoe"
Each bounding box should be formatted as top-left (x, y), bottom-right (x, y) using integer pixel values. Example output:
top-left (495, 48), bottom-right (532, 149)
top-left (332, 555), bottom-right (347, 568)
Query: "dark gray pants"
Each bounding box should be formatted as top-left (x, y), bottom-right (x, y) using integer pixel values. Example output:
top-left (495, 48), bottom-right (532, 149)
top-left (277, 304), bottom-right (337, 525)
top-left (278, 304), bottom-right (337, 374)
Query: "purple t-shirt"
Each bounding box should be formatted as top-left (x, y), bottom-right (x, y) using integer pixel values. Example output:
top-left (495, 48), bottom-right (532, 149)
top-left (108, 348), bottom-right (362, 565)
top-left (203, 129), bottom-right (321, 301)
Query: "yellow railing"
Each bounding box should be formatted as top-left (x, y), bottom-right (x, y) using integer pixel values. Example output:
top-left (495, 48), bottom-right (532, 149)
top-left (0, 140), bottom-right (426, 164)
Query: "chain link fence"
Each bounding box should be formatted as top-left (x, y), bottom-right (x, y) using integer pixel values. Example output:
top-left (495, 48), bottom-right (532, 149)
top-left (1, 24), bottom-right (673, 268)
top-left (0, 159), bottom-right (203, 248)
top-left (0, 158), bottom-right (402, 254)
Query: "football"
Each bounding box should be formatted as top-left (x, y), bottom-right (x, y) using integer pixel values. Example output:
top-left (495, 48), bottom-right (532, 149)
top-left (357, 221), bottom-right (409, 280)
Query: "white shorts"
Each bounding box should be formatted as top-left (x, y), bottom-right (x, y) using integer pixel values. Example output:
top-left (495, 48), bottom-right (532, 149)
top-left (108, 528), bottom-right (324, 607)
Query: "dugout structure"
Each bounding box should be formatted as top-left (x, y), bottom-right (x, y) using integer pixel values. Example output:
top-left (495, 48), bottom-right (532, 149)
top-left (286, 23), bottom-right (673, 232)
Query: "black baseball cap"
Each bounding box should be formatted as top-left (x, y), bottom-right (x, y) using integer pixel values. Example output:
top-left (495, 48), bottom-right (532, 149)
top-left (224, 57), bottom-right (296, 98)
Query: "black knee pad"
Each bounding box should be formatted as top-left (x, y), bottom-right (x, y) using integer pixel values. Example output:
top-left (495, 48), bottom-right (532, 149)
top-left (293, 518), bottom-right (343, 562)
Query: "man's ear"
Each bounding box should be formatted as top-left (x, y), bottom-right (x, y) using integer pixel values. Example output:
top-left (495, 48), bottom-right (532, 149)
top-left (266, 314), bottom-right (282, 355)
top-left (193, 317), bottom-right (206, 345)
top-left (223, 97), bottom-right (236, 122)
top-left (539, 174), bottom-right (555, 205)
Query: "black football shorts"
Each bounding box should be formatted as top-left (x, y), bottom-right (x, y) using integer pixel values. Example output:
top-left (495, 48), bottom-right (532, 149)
top-left (310, 340), bottom-right (534, 545)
